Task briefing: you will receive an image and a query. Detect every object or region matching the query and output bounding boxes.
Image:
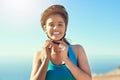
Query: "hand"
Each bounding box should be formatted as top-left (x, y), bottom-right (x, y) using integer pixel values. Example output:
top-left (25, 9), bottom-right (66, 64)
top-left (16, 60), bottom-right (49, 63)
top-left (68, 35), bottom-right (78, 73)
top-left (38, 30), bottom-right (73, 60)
top-left (42, 40), bottom-right (53, 59)
top-left (58, 40), bottom-right (69, 61)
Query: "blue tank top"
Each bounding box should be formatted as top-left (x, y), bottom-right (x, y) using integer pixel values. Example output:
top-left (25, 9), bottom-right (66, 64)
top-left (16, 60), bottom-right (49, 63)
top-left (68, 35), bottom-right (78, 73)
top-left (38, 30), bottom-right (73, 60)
top-left (45, 45), bottom-right (78, 80)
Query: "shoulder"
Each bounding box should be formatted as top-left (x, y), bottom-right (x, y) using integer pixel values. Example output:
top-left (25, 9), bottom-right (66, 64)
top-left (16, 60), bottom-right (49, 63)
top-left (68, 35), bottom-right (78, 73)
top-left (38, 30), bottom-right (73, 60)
top-left (71, 44), bottom-right (84, 53)
top-left (34, 50), bottom-right (41, 59)
top-left (70, 44), bottom-right (85, 58)
top-left (71, 44), bottom-right (83, 50)
top-left (32, 50), bottom-right (43, 65)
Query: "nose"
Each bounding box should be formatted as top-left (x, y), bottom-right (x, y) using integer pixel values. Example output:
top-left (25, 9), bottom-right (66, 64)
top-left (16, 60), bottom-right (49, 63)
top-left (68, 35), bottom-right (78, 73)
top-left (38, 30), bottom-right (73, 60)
top-left (53, 26), bottom-right (58, 30)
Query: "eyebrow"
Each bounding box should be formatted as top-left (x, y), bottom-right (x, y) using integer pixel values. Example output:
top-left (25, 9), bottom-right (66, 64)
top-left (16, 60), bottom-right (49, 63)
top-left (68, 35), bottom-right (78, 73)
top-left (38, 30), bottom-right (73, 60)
top-left (58, 21), bottom-right (64, 24)
top-left (48, 21), bottom-right (64, 24)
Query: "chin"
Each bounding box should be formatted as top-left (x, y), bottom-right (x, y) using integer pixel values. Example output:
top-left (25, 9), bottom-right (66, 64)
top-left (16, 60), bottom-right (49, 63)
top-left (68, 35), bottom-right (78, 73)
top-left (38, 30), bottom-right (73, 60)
top-left (52, 39), bottom-right (61, 41)
top-left (51, 37), bottom-right (62, 41)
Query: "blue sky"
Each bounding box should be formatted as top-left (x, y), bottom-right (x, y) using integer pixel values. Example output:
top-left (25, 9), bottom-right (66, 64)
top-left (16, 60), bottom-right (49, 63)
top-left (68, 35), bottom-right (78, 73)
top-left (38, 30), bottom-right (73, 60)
top-left (0, 0), bottom-right (120, 74)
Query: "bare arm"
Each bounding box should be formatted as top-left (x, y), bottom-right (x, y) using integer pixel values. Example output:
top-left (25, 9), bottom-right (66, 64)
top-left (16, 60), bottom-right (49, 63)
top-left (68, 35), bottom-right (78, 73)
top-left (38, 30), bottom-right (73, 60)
top-left (30, 51), bottom-right (49, 80)
top-left (64, 45), bottom-right (92, 80)
top-left (30, 40), bottom-right (52, 80)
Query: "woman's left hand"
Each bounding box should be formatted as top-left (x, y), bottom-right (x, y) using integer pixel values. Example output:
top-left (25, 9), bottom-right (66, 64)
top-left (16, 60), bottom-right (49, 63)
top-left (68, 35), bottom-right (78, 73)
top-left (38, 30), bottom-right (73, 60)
top-left (58, 40), bottom-right (69, 61)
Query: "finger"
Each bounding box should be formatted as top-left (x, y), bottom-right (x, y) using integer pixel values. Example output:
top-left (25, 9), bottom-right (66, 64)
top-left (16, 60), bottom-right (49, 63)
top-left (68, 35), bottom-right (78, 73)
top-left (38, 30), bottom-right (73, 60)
top-left (58, 43), bottom-right (66, 51)
top-left (43, 40), bottom-right (51, 48)
top-left (59, 46), bottom-right (65, 51)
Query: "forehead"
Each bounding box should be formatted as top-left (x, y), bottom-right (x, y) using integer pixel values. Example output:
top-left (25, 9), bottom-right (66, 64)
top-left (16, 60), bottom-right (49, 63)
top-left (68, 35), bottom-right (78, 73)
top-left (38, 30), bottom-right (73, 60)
top-left (46, 14), bottom-right (65, 23)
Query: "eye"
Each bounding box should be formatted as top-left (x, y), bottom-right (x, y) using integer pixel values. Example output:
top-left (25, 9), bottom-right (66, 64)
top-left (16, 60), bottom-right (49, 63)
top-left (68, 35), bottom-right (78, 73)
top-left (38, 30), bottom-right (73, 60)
top-left (49, 23), bottom-right (54, 27)
top-left (58, 23), bottom-right (63, 27)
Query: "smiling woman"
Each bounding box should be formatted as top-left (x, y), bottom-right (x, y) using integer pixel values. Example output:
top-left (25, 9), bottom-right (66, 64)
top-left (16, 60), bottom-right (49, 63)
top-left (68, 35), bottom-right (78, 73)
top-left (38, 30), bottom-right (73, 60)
top-left (30, 4), bottom-right (92, 80)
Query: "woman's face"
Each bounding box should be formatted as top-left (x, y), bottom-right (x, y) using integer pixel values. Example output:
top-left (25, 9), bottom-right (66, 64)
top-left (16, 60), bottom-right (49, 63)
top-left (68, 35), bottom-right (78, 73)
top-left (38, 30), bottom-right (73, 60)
top-left (44, 14), bottom-right (66, 41)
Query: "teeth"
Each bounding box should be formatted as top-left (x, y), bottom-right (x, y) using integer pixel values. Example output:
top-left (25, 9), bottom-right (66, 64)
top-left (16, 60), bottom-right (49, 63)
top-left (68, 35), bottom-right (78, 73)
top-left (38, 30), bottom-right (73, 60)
top-left (53, 32), bottom-right (60, 35)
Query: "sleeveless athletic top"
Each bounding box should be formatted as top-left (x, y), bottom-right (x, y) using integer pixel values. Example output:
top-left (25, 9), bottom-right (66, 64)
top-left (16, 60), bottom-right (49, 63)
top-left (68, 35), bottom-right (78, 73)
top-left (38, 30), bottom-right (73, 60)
top-left (45, 45), bottom-right (78, 80)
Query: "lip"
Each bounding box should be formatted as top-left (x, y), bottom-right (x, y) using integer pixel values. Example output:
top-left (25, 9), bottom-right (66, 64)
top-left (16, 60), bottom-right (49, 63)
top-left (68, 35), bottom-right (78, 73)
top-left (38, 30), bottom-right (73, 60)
top-left (53, 32), bottom-right (60, 35)
top-left (52, 32), bottom-right (61, 37)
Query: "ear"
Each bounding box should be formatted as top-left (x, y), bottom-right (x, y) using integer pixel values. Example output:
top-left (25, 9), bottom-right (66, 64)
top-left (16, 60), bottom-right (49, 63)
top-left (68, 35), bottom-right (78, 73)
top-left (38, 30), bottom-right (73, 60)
top-left (43, 25), bottom-right (47, 33)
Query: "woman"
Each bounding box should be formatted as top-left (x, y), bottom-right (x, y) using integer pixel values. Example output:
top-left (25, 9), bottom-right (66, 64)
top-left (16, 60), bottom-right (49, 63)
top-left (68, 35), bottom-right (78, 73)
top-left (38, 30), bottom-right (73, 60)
top-left (30, 4), bottom-right (92, 80)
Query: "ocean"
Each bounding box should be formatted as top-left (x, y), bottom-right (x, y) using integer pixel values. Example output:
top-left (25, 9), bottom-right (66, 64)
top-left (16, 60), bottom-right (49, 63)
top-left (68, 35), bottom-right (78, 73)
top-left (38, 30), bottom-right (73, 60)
top-left (0, 62), bottom-right (31, 80)
top-left (0, 58), bottom-right (120, 80)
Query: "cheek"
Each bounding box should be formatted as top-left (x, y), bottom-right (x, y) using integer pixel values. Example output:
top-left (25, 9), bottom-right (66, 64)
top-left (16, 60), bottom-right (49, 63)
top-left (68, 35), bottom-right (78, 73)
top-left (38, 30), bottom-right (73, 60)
top-left (45, 27), bottom-right (51, 32)
top-left (63, 27), bottom-right (66, 33)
